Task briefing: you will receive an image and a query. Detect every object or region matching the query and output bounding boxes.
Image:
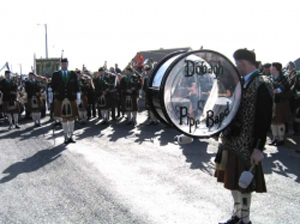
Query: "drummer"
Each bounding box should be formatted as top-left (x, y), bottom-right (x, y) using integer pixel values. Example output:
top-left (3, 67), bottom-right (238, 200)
top-left (215, 49), bottom-right (273, 224)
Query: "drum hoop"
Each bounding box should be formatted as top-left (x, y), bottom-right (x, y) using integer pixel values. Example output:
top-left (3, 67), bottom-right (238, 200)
top-left (161, 49), bottom-right (243, 138)
top-left (148, 50), bottom-right (188, 126)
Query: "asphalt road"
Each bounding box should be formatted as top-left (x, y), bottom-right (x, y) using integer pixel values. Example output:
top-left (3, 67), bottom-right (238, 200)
top-left (0, 112), bottom-right (299, 224)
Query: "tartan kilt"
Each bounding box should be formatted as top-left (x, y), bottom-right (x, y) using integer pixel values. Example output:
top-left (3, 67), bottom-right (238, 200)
top-left (27, 97), bottom-right (43, 113)
top-left (122, 94), bottom-right (138, 112)
top-left (272, 101), bottom-right (290, 123)
top-left (53, 99), bottom-right (79, 118)
top-left (97, 94), bottom-right (111, 109)
top-left (214, 149), bottom-right (267, 194)
top-left (3, 101), bottom-right (21, 114)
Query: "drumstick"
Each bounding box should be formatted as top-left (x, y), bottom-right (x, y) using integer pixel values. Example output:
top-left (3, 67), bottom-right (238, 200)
top-left (249, 164), bottom-right (256, 172)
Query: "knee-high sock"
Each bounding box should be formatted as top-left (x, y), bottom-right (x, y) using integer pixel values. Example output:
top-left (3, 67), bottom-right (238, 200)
top-left (7, 114), bottom-right (12, 125)
top-left (132, 111), bottom-right (137, 122)
top-left (79, 111), bottom-right (84, 120)
top-left (13, 114), bottom-right (18, 125)
top-left (83, 111), bottom-right (87, 121)
top-left (271, 124), bottom-right (278, 140)
top-left (241, 193), bottom-right (251, 223)
top-left (231, 190), bottom-right (241, 218)
top-left (68, 121), bottom-right (75, 137)
top-left (126, 112), bottom-right (131, 121)
top-left (278, 124), bottom-right (285, 141)
top-left (37, 112), bottom-right (41, 124)
top-left (62, 121), bottom-right (68, 138)
top-left (32, 113), bottom-right (36, 123)
top-left (101, 110), bottom-right (108, 121)
top-left (150, 111), bottom-right (157, 122)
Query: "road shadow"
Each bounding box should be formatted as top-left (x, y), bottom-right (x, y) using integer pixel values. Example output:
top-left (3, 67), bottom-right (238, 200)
top-left (179, 138), bottom-right (213, 175)
top-left (107, 119), bottom-right (135, 142)
top-left (134, 121), bottom-right (163, 145)
top-left (262, 132), bottom-right (300, 183)
top-left (0, 144), bottom-right (67, 184)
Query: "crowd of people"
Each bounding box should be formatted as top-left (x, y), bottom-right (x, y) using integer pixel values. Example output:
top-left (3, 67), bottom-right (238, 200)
top-left (0, 53), bottom-right (160, 142)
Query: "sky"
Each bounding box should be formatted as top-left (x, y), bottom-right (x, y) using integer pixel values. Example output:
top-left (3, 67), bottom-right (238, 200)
top-left (0, 0), bottom-right (299, 74)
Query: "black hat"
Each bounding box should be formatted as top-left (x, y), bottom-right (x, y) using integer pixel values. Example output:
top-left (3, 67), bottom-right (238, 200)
top-left (263, 63), bottom-right (271, 68)
top-left (98, 67), bottom-right (104, 72)
top-left (233, 49), bottom-right (256, 65)
top-left (272, 62), bottom-right (282, 72)
top-left (61, 58), bottom-right (68, 63)
top-left (125, 67), bottom-right (133, 72)
top-left (28, 72), bottom-right (36, 76)
top-left (288, 61), bottom-right (296, 68)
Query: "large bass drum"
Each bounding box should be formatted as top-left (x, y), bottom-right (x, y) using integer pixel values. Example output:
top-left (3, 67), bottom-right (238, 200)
top-left (148, 50), bottom-right (242, 138)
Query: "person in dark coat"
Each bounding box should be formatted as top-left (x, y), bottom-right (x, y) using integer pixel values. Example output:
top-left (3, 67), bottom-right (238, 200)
top-left (120, 67), bottom-right (141, 126)
top-left (25, 72), bottom-right (43, 127)
top-left (143, 65), bottom-right (158, 125)
top-left (94, 67), bottom-right (111, 124)
top-left (51, 58), bottom-right (79, 144)
top-left (215, 49), bottom-right (274, 224)
top-left (0, 71), bottom-right (21, 129)
top-left (269, 63), bottom-right (290, 146)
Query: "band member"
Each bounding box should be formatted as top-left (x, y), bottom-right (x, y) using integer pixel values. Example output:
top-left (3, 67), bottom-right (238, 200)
top-left (285, 61), bottom-right (300, 135)
top-left (94, 67), bottom-right (111, 124)
top-left (25, 72), bottom-right (43, 127)
top-left (120, 67), bottom-right (141, 126)
top-left (116, 73), bottom-right (124, 118)
top-left (269, 63), bottom-right (290, 146)
top-left (107, 69), bottom-right (118, 120)
top-left (143, 65), bottom-right (159, 125)
top-left (51, 58), bottom-right (79, 144)
top-left (47, 78), bottom-right (54, 121)
top-left (262, 63), bottom-right (271, 76)
top-left (86, 76), bottom-right (96, 119)
top-left (0, 71), bottom-right (21, 129)
top-left (215, 49), bottom-right (273, 224)
top-left (78, 77), bottom-right (89, 124)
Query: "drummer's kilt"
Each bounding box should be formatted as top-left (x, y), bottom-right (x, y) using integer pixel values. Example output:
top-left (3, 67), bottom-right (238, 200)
top-left (123, 93), bottom-right (138, 112)
top-left (3, 100), bottom-right (22, 114)
top-left (53, 99), bottom-right (79, 118)
top-left (97, 94), bottom-right (111, 109)
top-left (27, 97), bottom-right (43, 113)
top-left (214, 149), bottom-right (267, 194)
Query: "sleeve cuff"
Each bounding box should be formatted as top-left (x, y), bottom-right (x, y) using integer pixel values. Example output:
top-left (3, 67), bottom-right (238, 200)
top-left (252, 138), bottom-right (266, 151)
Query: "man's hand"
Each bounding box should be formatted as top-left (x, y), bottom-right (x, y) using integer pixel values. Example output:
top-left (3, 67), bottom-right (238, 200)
top-left (251, 148), bottom-right (264, 165)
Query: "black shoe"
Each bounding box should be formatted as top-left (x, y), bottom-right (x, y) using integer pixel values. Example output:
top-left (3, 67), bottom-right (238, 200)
top-left (68, 137), bottom-right (76, 143)
top-left (64, 137), bottom-right (69, 144)
top-left (269, 139), bottom-right (278, 145)
top-left (126, 121), bottom-right (132, 125)
top-left (147, 121), bottom-right (155, 126)
top-left (219, 216), bottom-right (240, 224)
top-left (15, 125), bottom-right (20, 129)
top-left (236, 220), bottom-right (252, 224)
top-left (275, 140), bottom-right (284, 146)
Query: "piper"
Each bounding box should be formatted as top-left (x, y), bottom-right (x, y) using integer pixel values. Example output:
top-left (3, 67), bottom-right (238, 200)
top-left (51, 58), bottom-right (79, 144)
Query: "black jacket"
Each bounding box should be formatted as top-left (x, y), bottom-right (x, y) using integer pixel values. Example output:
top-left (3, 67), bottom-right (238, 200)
top-left (0, 79), bottom-right (18, 101)
top-left (51, 70), bottom-right (79, 101)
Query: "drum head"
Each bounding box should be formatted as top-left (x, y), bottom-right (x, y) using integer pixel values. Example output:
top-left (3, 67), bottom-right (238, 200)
top-left (157, 50), bottom-right (242, 137)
